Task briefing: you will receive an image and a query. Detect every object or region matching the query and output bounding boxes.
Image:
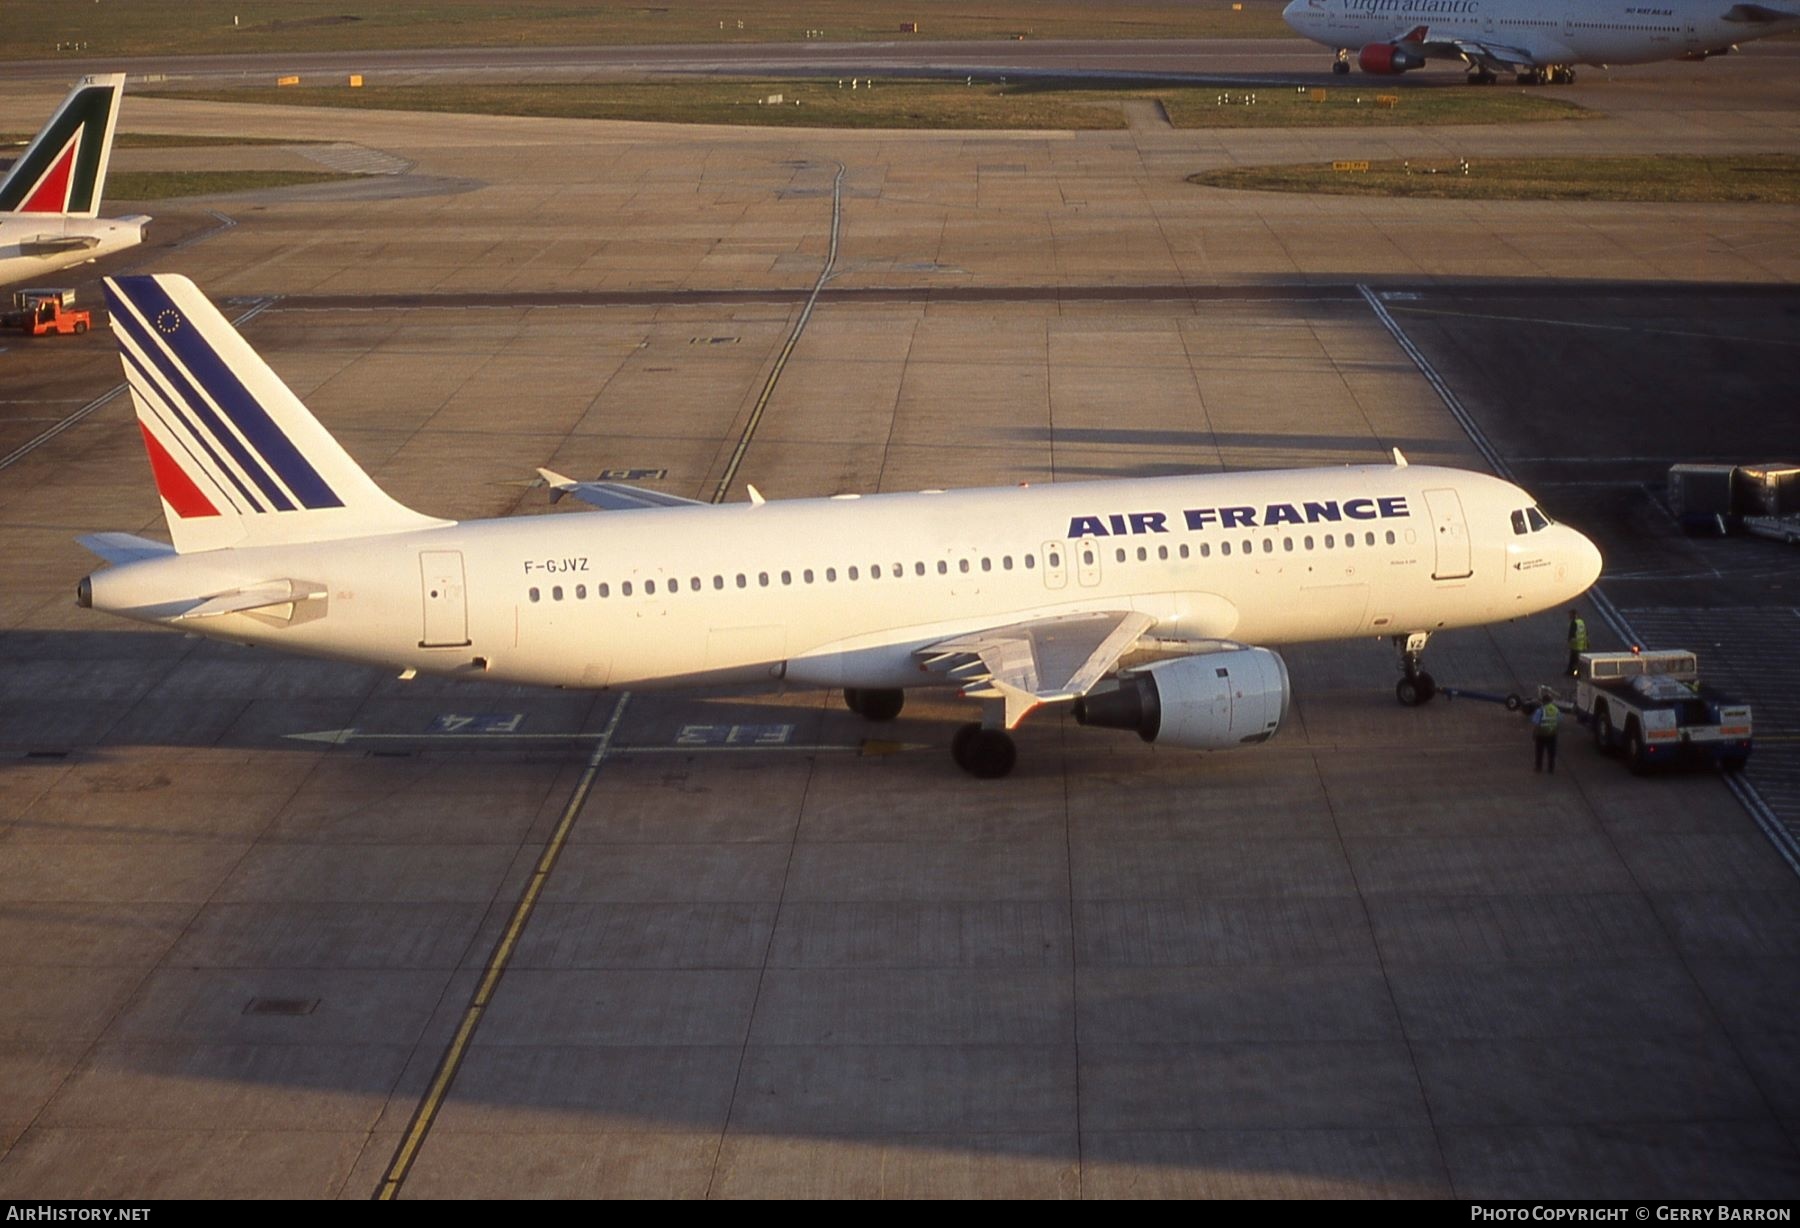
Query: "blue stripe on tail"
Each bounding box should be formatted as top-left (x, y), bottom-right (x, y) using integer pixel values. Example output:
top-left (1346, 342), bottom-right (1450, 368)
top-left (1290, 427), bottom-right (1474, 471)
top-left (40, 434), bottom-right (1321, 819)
top-left (106, 277), bottom-right (344, 511)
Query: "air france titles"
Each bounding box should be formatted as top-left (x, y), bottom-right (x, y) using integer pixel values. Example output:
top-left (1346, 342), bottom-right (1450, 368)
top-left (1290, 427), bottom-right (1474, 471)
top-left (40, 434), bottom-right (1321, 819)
top-left (1067, 497), bottom-right (1409, 539)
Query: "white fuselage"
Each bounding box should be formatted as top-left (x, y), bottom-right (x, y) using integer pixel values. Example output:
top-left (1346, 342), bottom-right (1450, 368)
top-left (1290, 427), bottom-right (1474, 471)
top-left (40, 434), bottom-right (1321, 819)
top-left (0, 215), bottom-right (148, 288)
top-left (1282, 0), bottom-right (1800, 66)
top-left (85, 463), bottom-right (1602, 693)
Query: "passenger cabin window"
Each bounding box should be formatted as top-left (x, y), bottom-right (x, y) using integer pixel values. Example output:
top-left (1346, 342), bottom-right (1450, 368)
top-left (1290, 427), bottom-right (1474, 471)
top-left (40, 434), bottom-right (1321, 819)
top-left (712, 576), bottom-right (723, 590)
top-left (622, 581), bottom-right (634, 596)
top-left (1178, 545), bottom-right (1189, 560)
top-left (1385, 530), bottom-right (1396, 545)
top-left (1025, 554), bottom-right (1036, 569)
top-left (848, 566), bottom-right (859, 581)
top-left (915, 562), bottom-right (926, 576)
top-left (981, 558), bottom-right (991, 572)
top-left (576, 584), bottom-right (587, 599)
top-left (1221, 542), bottom-right (1232, 557)
top-left (553, 586), bottom-right (564, 600)
top-left (1115, 548), bottom-right (1127, 564)
top-left (735, 575), bottom-right (746, 589)
top-left (958, 560), bottom-right (970, 574)
top-left (645, 580), bottom-right (655, 595)
top-left (599, 583), bottom-right (610, 598)
top-left (529, 587), bottom-right (541, 602)
top-left (804, 569), bottom-right (815, 584)
top-left (827, 567), bottom-right (838, 582)
top-left (937, 561), bottom-right (948, 575)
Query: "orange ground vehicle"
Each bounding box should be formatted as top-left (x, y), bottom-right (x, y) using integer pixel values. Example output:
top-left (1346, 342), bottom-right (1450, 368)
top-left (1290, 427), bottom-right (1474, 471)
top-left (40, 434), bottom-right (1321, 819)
top-left (3, 288), bottom-right (93, 336)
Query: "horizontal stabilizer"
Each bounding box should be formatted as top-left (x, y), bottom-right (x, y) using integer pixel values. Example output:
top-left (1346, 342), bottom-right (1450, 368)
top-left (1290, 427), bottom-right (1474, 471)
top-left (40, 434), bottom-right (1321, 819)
top-left (174, 579), bottom-right (326, 621)
top-left (18, 236), bottom-right (100, 255)
top-left (538, 468), bottom-right (705, 510)
top-left (77, 532), bottom-right (176, 565)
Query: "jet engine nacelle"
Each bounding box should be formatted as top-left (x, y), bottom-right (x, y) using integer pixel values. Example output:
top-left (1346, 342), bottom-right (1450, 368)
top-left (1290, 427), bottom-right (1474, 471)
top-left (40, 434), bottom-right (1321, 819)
top-left (1072, 648), bottom-right (1290, 750)
top-left (1358, 43), bottom-right (1425, 73)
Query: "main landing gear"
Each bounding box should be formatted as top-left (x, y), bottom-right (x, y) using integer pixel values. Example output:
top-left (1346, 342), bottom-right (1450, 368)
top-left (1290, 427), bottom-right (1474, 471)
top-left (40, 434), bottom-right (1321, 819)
top-left (842, 687), bottom-right (904, 722)
top-left (1393, 631), bottom-right (1438, 707)
top-left (952, 721), bottom-right (1017, 779)
top-left (1466, 67), bottom-right (1498, 85)
top-left (1514, 65), bottom-right (1577, 85)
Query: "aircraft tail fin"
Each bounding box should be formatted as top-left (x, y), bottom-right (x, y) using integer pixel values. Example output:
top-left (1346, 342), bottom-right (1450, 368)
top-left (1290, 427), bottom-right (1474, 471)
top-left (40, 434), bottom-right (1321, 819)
top-left (0, 74), bottom-right (126, 218)
top-left (103, 274), bottom-right (449, 554)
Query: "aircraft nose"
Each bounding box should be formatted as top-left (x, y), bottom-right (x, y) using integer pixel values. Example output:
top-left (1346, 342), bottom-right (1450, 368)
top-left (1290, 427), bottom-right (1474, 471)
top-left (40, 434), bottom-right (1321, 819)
top-left (1570, 528), bottom-right (1603, 593)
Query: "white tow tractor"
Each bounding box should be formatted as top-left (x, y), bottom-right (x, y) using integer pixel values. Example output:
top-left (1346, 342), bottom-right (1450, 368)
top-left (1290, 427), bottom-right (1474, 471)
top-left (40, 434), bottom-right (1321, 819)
top-left (1575, 649), bottom-right (1752, 775)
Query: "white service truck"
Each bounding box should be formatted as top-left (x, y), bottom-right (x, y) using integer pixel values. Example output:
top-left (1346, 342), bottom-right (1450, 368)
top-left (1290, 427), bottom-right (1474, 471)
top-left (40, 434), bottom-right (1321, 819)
top-left (1575, 649), bottom-right (1752, 775)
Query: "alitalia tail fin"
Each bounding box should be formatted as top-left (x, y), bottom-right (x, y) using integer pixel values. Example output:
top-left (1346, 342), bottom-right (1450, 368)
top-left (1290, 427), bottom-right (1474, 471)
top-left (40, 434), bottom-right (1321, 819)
top-left (0, 74), bottom-right (126, 219)
top-left (103, 274), bottom-right (449, 554)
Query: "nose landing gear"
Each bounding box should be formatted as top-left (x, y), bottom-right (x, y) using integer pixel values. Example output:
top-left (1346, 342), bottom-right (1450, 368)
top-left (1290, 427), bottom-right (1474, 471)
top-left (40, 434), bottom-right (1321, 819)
top-left (1393, 631), bottom-right (1438, 706)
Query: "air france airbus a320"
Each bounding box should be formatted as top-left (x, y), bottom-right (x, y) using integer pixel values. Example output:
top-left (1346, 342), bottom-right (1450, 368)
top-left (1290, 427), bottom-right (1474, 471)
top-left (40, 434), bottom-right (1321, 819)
top-left (77, 275), bottom-right (1602, 778)
top-left (1283, 0), bottom-right (1800, 84)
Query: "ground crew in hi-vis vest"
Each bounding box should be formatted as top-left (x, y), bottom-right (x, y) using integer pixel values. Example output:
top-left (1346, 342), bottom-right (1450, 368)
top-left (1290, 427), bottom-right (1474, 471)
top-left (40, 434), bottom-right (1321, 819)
top-left (1532, 687), bottom-right (1561, 774)
top-left (1566, 610), bottom-right (1588, 677)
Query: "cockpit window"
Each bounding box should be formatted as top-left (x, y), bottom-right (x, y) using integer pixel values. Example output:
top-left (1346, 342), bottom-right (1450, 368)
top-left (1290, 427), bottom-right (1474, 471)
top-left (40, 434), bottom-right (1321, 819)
top-left (1526, 507), bottom-right (1550, 532)
top-left (1511, 510), bottom-right (1528, 535)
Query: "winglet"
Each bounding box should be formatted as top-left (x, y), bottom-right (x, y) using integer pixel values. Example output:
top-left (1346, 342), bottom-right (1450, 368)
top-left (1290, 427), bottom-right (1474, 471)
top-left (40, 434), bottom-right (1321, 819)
top-left (1392, 448), bottom-right (1408, 468)
top-left (537, 467), bottom-right (576, 504)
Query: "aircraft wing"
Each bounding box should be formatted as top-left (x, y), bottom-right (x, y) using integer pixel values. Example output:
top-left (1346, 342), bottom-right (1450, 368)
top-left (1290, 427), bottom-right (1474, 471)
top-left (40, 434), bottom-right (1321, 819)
top-left (1436, 37), bottom-right (1544, 69)
top-left (916, 610), bottom-right (1157, 729)
top-left (538, 467), bottom-right (706, 511)
top-left (1725, 4), bottom-right (1800, 22)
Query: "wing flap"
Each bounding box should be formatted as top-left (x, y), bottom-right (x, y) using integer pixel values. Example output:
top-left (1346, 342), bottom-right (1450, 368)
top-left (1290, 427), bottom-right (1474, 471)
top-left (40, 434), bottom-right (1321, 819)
top-left (919, 610), bottom-right (1157, 728)
top-left (539, 468), bottom-right (705, 511)
top-left (1441, 37), bottom-right (1541, 68)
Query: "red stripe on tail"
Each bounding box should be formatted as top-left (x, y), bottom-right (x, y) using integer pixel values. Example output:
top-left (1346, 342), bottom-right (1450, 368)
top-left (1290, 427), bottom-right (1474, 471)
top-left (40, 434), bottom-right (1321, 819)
top-left (19, 139), bottom-right (76, 213)
top-left (138, 422), bottom-right (220, 518)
